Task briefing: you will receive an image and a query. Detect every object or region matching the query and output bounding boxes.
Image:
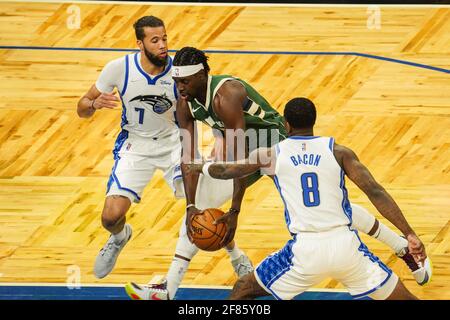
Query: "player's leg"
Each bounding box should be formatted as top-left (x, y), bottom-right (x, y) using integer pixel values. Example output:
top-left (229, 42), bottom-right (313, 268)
top-left (94, 152), bottom-right (155, 279)
top-left (195, 173), bottom-right (254, 277)
top-left (350, 203), bottom-right (431, 285)
top-left (340, 228), bottom-right (417, 300)
top-left (245, 235), bottom-right (319, 300)
top-left (229, 272), bottom-right (270, 300)
top-left (384, 278), bottom-right (418, 300)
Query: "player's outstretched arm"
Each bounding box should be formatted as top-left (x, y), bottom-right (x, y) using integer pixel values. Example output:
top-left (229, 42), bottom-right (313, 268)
top-left (334, 144), bottom-right (426, 262)
top-left (187, 147), bottom-right (274, 179)
top-left (77, 85), bottom-right (119, 118)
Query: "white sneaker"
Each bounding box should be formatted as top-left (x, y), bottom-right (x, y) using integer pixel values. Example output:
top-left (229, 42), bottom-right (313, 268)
top-left (93, 224), bottom-right (132, 279)
top-left (396, 247), bottom-right (433, 286)
top-left (125, 280), bottom-right (169, 300)
top-left (231, 254), bottom-right (254, 278)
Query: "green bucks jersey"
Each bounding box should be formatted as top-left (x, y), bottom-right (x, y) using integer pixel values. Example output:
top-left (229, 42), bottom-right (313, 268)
top-left (187, 75), bottom-right (287, 148)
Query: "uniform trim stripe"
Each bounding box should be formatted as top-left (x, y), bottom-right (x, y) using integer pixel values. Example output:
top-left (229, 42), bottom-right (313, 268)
top-left (255, 237), bottom-right (297, 298)
top-left (328, 137), bottom-right (335, 152)
top-left (349, 228), bottom-right (393, 299)
top-left (247, 101), bottom-right (259, 115)
top-left (113, 130), bottom-right (128, 160)
top-left (134, 53), bottom-right (173, 85)
top-left (339, 170), bottom-right (353, 225)
top-left (111, 159), bottom-right (141, 202)
top-left (121, 54), bottom-right (129, 96)
top-left (288, 136), bottom-right (320, 140)
top-left (273, 175), bottom-right (292, 231)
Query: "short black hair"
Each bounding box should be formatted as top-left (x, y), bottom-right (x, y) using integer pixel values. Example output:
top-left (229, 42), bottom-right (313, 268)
top-left (133, 16), bottom-right (165, 41)
top-left (173, 47), bottom-right (210, 74)
top-left (284, 97), bottom-right (317, 129)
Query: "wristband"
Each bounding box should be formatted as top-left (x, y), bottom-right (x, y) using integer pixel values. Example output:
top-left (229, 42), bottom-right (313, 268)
top-left (186, 204), bottom-right (196, 210)
top-left (202, 161), bottom-right (214, 178)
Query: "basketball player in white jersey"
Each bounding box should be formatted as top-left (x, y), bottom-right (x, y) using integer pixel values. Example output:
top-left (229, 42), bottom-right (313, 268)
top-left (188, 97), bottom-right (431, 299)
top-left (77, 16), bottom-right (252, 297)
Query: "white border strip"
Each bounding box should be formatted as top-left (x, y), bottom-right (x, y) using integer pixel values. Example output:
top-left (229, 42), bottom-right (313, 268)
top-left (1, 0), bottom-right (449, 8)
top-left (0, 282), bottom-right (348, 292)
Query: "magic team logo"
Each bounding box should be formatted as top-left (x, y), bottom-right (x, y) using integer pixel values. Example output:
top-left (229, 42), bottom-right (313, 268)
top-left (130, 94), bottom-right (173, 114)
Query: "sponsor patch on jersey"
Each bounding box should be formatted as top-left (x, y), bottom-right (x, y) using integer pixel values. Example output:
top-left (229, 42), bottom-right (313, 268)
top-left (130, 94), bottom-right (173, 114)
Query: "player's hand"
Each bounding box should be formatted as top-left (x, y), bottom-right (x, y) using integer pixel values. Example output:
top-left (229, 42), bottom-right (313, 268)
top-left (406, 233), bottom-right (427, 265)
top-left (93, 91), bottom-right (120, 109)
top-left (214, 209), bottom-right (239, 246)
top-left (186, 206), bottom-right (202, 243)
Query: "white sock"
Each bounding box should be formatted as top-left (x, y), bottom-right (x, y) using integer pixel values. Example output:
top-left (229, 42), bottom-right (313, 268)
top-left (226, 244), bottom-right (244, 261)
top-left (166, 257), bottom-right (189, 300)
top-left (112, 226), bottom-right (127, 244)
top-left (374, 222), bottom-right (408, 254)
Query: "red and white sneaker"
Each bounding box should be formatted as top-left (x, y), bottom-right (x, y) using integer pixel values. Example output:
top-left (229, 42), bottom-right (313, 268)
top-left (125, 280), bottom-right (169, 300)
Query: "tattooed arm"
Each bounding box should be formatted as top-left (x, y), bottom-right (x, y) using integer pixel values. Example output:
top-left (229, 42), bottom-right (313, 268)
top-left (187, 147), bottom-right (275, 180)
top-left (333, 143), bottom-right (426, 262)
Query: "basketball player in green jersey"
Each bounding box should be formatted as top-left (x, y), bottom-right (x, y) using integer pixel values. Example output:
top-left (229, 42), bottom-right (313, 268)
top-left (171, 47), bottom-right (431, 286)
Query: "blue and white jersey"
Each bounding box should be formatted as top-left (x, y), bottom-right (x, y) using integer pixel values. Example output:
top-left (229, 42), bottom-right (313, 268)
top-left (273, 136), bottom-right (352, 234)
top-left (96, 52), bottom-right (179, 139)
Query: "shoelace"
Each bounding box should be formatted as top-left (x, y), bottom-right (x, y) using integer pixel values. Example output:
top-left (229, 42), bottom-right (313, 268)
top-left (146, 282), bottom-right (167, 293)
top-left (100, 239), bottom-right (119, 258)
top-left (237, 263), bottom-right (253, 274)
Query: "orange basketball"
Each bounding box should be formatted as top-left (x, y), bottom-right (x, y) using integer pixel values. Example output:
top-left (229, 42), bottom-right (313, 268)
top-left (190, 208), bottom-right (228, 251)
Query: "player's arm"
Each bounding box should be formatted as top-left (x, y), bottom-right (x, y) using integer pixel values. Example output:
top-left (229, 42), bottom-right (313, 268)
top-left (334, 144), bottom-right (426, 262)
top-left (187, 147), bottom-right (274, 179)
top-left (211, 80), bottom-right (250, 245)
top-left (77, 60), bottom-right (121, 118)
top-left (176, 97), bottom-right (202, 238)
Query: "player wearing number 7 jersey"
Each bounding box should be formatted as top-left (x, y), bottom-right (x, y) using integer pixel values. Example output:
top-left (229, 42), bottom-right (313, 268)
top-left (189, 97), bottom-right (430, 299)
top-left (77, 17), bottom-right (251, 286)
top-left (77, 16), bottom-right (182, 279)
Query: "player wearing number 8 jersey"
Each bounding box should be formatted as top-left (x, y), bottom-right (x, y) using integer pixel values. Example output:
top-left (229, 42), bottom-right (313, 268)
top-left (172, 48), bottom-right (431, 291)
top-left (190, 97), bottom-right (429, 300)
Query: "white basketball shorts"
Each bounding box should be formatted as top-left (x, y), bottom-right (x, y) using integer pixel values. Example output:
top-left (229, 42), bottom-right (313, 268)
top-left (254, 226), bottom-right (398, 300)
top-left (106, 130), bottom-right (184, 203)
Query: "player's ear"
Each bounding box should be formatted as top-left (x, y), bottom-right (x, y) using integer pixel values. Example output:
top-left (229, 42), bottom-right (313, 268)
top-left (284, 119), bottom-right (292, 134)
top-left (136, 40), bottom-right (144, 51)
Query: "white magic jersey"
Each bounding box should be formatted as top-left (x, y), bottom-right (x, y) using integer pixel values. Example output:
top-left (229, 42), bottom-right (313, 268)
top-left (96, 52), bottom-right (179, 140)
top-left (274, 136), bottom-right (352, 234)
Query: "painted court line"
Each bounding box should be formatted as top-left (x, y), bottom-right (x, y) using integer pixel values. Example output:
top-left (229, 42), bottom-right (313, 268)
top-left (1, 45), bottom-right (449, 74)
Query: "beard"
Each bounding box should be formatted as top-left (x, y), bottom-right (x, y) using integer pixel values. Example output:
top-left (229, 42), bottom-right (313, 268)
top-left (143, 47), bottom-right (167, 68)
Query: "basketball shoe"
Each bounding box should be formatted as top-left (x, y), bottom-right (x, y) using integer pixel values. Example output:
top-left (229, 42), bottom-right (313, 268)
top-left (396, 247), bottom-right (432, 286)
top-left (125, 280), bottom-right (169, 300)
top-left (93, 224), bottom-right (132, 279)
top-left (231, 254), bottom-right (254, 278)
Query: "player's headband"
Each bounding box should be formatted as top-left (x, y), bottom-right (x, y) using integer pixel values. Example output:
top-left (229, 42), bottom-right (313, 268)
top-left (172, 63), bottom-right (204, 77)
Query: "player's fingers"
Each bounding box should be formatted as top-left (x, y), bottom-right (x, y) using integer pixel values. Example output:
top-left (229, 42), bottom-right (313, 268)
top-left (213, 216), bottom-right (225, 225)
top-left (102, 92), bottom-right (120, 101)
top-left (97, 100), bottom-right (117, 109)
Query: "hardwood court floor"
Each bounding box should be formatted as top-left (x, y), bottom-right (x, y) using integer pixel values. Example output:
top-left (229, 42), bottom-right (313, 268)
top-left (0, 1), bottom-right (449, 299)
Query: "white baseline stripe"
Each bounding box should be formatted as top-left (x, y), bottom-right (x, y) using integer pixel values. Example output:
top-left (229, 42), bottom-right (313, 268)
top-left (0, 281), bottom-right (348, 292)
top-left (1, 0), bottom-right (449, 8)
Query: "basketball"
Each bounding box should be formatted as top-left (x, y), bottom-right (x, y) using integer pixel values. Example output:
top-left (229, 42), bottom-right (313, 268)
top-left (190, 208), bottom-right (228, 251)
